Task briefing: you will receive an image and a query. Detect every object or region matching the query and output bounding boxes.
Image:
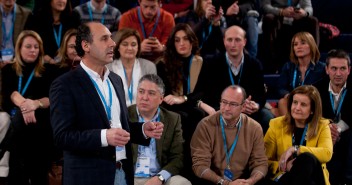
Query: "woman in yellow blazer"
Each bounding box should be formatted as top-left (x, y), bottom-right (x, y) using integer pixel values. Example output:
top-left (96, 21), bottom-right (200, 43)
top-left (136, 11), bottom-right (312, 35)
top-left (264, 85), bottom-right (333, 185)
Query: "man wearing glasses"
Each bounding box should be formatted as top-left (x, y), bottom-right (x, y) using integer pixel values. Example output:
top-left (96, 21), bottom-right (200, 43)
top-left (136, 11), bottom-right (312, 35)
top-left (191, 85), bottom-right (267, 185)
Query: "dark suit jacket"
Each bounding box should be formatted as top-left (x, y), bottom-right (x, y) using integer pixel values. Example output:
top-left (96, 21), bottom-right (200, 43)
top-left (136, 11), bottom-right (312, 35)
top-left (128, 105), bottom-right (184, 176)
top-left (198, 52), bottom-right (266, 109)
top-left (50, 65), bottom-right (149, 185)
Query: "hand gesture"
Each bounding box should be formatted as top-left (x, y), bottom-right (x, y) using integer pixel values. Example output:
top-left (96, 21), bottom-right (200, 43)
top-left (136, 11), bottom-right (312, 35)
top-left (226, 1), bottom-right (239, 16)
top-left (144, 121), bottom-right (164, 139)
top-left (106, 128), bottom-right (130, 147)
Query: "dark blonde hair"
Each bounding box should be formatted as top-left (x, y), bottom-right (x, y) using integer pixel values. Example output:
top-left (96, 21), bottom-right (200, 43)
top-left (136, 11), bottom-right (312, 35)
top-left (113, 28), bottom-right (141, 59)
top-left (56, 29), bottom-right (78, 68)
top-left (290, 32), bottom-right (320, 65)
top-left (13, 30), bottom-right (45, 77)
top-left (284, 85), bottom-right (322, 139)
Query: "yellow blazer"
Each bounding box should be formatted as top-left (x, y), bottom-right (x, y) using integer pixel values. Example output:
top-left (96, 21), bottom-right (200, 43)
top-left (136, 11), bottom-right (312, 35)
top-left (264, 116), bottom-right (333, 185)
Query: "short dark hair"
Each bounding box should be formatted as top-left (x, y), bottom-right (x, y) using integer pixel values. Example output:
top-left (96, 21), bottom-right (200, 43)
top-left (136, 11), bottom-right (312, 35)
top-left (138, 74), bottom-right (165, 95)
top-left (75, 23), bottom-right (93, 57)
top-left (326, 49), bottom-right (351, 66)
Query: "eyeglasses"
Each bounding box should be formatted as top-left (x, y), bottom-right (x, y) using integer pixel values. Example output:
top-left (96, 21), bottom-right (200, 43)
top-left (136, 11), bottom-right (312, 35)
top-left (220, 99), bottom-right (243, 108)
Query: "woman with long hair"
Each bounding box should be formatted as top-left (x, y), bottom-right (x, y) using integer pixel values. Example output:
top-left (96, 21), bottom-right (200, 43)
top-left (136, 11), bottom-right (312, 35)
top-left (265, 85), bottom-right (333, 185)
top-left (1, 30), bottom-right (53, 185)
top-left (275, 32), bottom-right (326, 116)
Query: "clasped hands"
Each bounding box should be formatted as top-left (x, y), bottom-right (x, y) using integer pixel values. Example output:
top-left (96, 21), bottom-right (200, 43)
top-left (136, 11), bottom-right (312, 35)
top-left (278, 147), bottom-right (296, 172)
top-left (107, 121), bottom-right (164, 147)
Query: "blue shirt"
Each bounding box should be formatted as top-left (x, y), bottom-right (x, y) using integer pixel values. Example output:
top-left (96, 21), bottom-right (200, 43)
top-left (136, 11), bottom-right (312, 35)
top-left (136, 107), bottom-right (171, 180)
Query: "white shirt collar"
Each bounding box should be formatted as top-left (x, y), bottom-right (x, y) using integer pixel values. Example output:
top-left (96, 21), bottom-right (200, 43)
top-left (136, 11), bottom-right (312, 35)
top-left (80, 61), bottom-right (110, 81)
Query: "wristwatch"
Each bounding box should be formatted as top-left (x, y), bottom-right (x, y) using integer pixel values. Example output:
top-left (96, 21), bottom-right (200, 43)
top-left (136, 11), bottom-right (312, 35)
top-left (156, 174), bottom-right (165, 184)
top-left (217, 178), bottom-right (225, 185)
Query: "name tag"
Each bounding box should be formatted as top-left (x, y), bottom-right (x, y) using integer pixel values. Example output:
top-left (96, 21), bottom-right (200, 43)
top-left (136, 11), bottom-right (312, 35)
top-left (116, 146), bottom-right (126, 161)
top-left (224, 168), bottom-right (234, 181)
top-left (135, 156), bottom-right (150, 177)
top-left (1, 49), bottom-right (14, 61)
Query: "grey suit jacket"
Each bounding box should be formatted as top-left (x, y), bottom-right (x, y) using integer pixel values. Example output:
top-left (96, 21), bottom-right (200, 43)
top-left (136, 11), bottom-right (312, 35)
top-left (128, 105), bottom-right (184, 176)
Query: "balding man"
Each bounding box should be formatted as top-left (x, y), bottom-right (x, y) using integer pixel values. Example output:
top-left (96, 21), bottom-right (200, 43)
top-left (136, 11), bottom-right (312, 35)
top-left (191, 85), bottom-right (267, 185)
top-left (197, 25), bottom-right (273, 133)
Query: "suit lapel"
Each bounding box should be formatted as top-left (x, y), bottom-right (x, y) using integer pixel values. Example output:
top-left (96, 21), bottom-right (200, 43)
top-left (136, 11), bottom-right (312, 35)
top-left (75, 66), bottom-right (110, 128)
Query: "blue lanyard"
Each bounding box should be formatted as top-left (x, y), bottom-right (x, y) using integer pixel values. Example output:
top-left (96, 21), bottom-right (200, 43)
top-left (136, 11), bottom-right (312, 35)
top-left (53, 23), bottom-right (62, 48)
top-left (187, 55), bottom-right (194, 94)
top-left (225, 54), bottom-right (244, 85)
top-left (88, 2), bottom-right (107, 24)
top-left (288, 0), bottom-right (292, 6)
top-left (90, 77), bottom-right (113, 121)
top-left (1, 4), bottom-right (16, 44)
top-left (138, 108), bottom-right (160, 144)
top-left (123, 66), bottom-right (134, 105)
top-left (220, 115), bottom-right (242, 167)
top-left (329, 89), bottom-right (347, 120)
top-left (292, 66), bottom-right (311, 89)
top-left (199, 23), bottom-right (212, 49)
top-left (137, 7), bottom-right (160, 39)
top-left (18, 69), bottom-right (35, 96)
top-left (292, 124), bottom-right (308, 146)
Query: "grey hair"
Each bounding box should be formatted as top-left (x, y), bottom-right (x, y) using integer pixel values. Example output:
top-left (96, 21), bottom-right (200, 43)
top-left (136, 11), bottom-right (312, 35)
top-left (138, 74), bottom-right (165, 95)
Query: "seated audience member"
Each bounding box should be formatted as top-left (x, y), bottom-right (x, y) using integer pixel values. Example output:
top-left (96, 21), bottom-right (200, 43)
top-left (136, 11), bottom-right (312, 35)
top-left (221, 0), bottom-right (260, 57)
top-left (119, 0), bottom-right (175, 62)
top-left (275, 32), bottom-right (325, 117)
top-left (53, 28), bottom-right (81, 70)
top-left (315, 49), bottom-right (352, 185)
top-left (261, 0), bottom-right (319, 73)
top-left (107, 28), bottom-right (156, 107)
top-left (156, 23), bottom-right (212, 182)
top-left (128, 74), bottom-right (191, 185)
top-left (72, 0), bottom-right (121, 33)
top-left (199, 25), bottom-right (273, 132)
top-left (180, 0), bottom-right (225, 59)
top-left (161, 0), bottom-right (193, 21)
top-left (0, 0), bottom-right (31, 66)
top-left (25, 0), bottom-right (76, 63)
top-left (191, 85), bottom-right (267, 185)
top-left (1, 30), bottom-right (53, 185)
top-left (264, 85), bottom-right (333, 185)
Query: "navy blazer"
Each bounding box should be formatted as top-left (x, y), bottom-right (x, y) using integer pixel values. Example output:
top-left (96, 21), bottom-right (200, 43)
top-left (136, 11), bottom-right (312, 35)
top-left (50, 65), bottom-right (149, 185)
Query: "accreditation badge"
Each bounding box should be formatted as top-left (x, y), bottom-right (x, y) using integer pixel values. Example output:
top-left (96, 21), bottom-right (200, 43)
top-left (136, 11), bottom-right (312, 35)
top-left (134, 156), bottom-right (150, 177)
top-left (224, 168), bottom-right (234, 181)
top-left (1, 49), bottom-right (14, 61)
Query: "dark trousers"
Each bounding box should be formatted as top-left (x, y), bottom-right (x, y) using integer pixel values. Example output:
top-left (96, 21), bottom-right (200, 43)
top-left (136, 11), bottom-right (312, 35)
top-left (264, 152), bottom-right (325, 185)
top-left (261, 14), bottom-right (319, 73)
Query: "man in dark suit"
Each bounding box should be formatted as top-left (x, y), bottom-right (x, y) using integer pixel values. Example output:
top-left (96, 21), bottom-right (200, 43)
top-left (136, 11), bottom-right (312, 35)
top-left (128, 74), bottom-right (191, 185)
top-left (49, 22), bottom-right (164, 185)
top-left (315, 49), bottom-right (352, 185)
top-left (198, 25), bottom-right (273, 133)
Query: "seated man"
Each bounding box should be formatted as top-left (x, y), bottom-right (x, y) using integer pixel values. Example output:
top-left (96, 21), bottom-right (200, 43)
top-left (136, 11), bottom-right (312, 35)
top-left (197, 25), bottom-right (273, 133)
top-left (222, 0), bottom-right (260, 57)
top-left (314, 49), bottom-right (352, 185)
top-left (72, 0), bottom-right (121, 33)
top-left (191, 85), bottom-right (267, 185)
top-left (119, 0), bottom-right (175, 62)
top-left (261, 0), bottom-right (319, 72)
top-left (128, 74), bottom-right (191, 185)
